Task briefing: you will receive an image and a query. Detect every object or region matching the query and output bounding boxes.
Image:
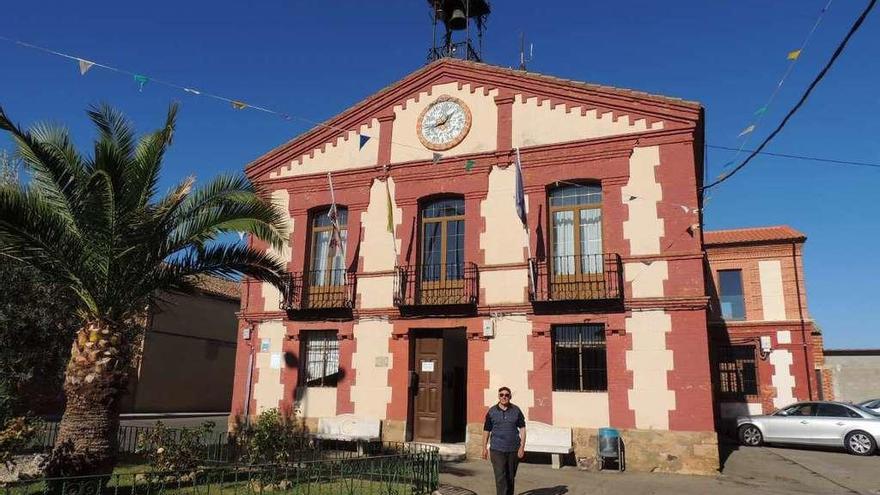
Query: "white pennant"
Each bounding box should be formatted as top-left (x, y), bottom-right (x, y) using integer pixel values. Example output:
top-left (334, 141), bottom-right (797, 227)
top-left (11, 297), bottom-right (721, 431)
top-left (78, 59), bottom-right (94, 75)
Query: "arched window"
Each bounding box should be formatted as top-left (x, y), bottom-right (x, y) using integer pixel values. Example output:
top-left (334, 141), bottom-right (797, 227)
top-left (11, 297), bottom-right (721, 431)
top-left (420, 197), bottom-right (465, 282)
top-left (308, 206), bottom-right (347, 287)
top-left (548, 183), bottom-right (603, 276)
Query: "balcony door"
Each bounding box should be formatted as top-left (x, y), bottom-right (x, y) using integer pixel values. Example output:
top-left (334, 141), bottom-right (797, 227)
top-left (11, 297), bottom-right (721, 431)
top-left (307, 207), bottom-right (348, 308)
top-left (548, 183), bottom-right (604, 300)
top-left (420, 197), bottom-right (464, 305)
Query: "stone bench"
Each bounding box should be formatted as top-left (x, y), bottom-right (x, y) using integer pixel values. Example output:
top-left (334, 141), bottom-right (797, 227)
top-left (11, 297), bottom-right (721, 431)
top-left (524, 421), bottom-right (573, 469)
top-left (313, 414), bottom-right (381, 455)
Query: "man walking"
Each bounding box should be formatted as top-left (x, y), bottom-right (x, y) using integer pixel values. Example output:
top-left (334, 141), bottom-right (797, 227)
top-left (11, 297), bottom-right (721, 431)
top-left (482, 386), bottom-right (526, 495)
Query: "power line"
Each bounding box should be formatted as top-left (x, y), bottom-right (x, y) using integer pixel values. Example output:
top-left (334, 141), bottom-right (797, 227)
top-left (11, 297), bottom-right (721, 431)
top-left (703, 0), bottom-right (877, 191)
top-left (707, 145), bottom-right (880, 170)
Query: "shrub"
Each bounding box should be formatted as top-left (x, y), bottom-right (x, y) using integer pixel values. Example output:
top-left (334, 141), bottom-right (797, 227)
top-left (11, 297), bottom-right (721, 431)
top-left (136, 421), bottom-right (215, 473)
top-left (232, 408), bottom-right (308, 465)
top-left (0, 416), bottom-right (41, 466)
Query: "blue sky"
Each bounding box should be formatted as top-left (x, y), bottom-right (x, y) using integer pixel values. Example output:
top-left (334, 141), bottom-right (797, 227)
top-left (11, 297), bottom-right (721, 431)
top-left (2, 1), bottom-right (877, 348)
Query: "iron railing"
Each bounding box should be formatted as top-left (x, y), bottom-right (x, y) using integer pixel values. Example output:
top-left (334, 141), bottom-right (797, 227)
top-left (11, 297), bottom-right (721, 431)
top-left (394, 262), bottom-right (478, 307)
top-left (528, 254), bottom-right (623, 303)
top-left (3, 442), bottom-right (439, 495)
top-left (427, 41), bottom-right (481, 62)
top-left (280, 269), bottom-right (356, 311)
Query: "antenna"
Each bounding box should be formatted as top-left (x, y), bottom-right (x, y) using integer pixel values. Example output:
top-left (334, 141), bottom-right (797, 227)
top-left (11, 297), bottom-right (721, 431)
top-left (519, 32), bottom-right (534, 71)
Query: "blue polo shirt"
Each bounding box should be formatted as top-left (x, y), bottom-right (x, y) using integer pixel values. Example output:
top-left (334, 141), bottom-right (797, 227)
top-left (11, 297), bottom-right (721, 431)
top-left (483, 403), bottom-right (526, 453)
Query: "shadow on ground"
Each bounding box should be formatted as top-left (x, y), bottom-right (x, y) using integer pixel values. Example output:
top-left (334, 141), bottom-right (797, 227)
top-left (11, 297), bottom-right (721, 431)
top-left (520, 486), bottom-right (569, 494)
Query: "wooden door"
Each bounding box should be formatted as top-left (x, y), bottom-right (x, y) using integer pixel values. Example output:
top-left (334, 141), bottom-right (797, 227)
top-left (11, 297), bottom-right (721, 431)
top-left (413, 336), bottom-right (443, 442)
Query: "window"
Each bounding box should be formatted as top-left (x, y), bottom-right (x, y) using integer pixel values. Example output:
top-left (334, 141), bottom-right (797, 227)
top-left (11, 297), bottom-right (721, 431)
top-left (816, 403), bottom-right (860, 418)
top-left (420, 197), bottom-right (465, 282)
top-left (548, 183), bottom-right (603, 275)
top-left (718, 270), bottom-right (746, 320)
top-left (777, 403), bottom-right (816, 416)
top-left (552, 324), bottom-right (607, 392)
top-left (309, 207), bottom-right (348, 287)
top-left (717, 345), bottom-right (758, 399)
top-left (300, 331), bottom-right (340, 387)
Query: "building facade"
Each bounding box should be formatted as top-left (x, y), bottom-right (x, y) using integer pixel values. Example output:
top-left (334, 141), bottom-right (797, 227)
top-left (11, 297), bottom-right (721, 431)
top-left (823, 349), bottom-right (878, 404)
top-left (703, 226), bottom-right (824, 425)
top-left (232, 58), bottom-right (720, 473)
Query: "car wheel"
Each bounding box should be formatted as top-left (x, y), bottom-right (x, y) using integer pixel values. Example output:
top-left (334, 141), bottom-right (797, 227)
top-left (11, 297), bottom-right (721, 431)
top-left (738, 424), bottom-right (763, 447)
top-left (844, 431), bottom-right (876, 456)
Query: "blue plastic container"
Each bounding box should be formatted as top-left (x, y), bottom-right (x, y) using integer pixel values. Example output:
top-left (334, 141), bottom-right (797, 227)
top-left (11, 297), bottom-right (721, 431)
top-left (597, 427), bottom-right (621, 458)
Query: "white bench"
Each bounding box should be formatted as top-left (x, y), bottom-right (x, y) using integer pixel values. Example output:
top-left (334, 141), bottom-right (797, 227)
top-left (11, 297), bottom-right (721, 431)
top-left (524, 421), bottom-right (573, 469)
top-left (313, 414), bottom-right (381, 455)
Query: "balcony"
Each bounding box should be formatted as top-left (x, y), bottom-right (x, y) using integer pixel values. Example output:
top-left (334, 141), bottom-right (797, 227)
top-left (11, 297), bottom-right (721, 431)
top-left (528, 254), bottom-right (623, 304)
top-left (393, 262), bottom-right (479, 311)
top-left (280, 269), bottom-right (356, 313)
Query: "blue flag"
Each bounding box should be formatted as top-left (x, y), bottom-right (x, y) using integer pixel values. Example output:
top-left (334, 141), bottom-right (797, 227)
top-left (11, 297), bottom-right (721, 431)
top-left (359, 134), bottom-right (370, 149)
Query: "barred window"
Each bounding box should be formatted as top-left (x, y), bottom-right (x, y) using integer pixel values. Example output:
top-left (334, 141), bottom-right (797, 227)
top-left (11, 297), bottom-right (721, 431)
top-left (552, 324), bottom-right (607, 392)
top-left (717, 345), bottom-right (758, 399)
top-left (300, 331), bottom-right (340, 387)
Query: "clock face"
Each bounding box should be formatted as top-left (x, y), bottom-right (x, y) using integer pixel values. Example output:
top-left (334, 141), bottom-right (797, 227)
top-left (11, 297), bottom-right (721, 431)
top-left (417, 96), bottom-right (472, 151)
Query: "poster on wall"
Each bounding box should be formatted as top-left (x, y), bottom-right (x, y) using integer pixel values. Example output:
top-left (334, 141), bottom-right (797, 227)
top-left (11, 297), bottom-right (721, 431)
top-left (270, 353), bottom-right (282, 369)
top-left (421, 360), bottom-right (435, 372)
top-left (260, 339), bottom-right (270, 352)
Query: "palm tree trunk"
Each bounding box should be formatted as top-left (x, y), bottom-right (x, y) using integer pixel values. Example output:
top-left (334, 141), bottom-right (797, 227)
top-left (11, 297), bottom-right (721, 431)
top-left (46, 321), bottom-right (127, 478)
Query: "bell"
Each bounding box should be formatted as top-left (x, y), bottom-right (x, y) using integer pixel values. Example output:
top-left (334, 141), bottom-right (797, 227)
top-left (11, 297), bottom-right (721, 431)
top-left (448, 8), bottom-right (467, 30)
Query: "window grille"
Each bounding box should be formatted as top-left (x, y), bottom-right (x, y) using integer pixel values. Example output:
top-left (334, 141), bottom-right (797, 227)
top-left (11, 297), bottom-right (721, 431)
top-left (300, 331), bottom-right (340, 387)
top-left (552, 324), bottom-right (607, 392)
top-left (717, 345), bottom-right (758, 398)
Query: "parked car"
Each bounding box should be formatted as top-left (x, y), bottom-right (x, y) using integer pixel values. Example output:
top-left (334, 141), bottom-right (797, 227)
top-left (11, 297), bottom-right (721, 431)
top-left (737, 401), bottom-right (880, 456)
top-left (858, 399), bottom-right (880, 413)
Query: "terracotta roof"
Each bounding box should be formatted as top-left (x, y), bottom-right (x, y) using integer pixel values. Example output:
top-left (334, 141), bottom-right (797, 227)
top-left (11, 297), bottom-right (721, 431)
top-left (703, 226), bottom-right (806, 246)
top-left (192, 275), bottom-right (241, 300)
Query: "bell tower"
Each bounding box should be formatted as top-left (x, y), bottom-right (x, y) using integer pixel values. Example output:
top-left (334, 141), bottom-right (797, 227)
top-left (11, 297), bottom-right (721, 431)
top-left (427, 0), bottom-right (490, 63)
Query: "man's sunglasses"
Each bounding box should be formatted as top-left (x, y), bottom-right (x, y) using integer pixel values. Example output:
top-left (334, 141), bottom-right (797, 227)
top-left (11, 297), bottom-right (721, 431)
top-left (498, 393), bottom-right (511, 398)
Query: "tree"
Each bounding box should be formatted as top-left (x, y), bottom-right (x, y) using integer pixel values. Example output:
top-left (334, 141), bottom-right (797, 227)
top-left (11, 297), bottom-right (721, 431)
top-left (0, 103), bottom-right (288, 477)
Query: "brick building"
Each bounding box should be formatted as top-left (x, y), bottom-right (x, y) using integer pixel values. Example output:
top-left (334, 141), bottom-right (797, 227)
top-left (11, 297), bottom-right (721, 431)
top-left (231, 58), bottom-right (725, 473)
top-left (703, 226), bottom-right (824, 425)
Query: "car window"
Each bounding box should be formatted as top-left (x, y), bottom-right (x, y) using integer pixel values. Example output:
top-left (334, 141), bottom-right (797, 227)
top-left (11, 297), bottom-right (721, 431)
top-left (816, 403), bottom-right (859, 418)
top-left (788, 404), bottom-right (817, 416)
top-left (867, 400), bottom-right (880, 409)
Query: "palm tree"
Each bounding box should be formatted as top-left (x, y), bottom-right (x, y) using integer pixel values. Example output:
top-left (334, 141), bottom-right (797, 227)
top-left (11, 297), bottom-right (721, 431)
top-left (0, 103), bottom-right (288, 477)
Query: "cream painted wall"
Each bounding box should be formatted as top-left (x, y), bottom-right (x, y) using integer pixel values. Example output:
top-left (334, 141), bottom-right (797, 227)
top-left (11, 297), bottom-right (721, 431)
top-left (480, 269), bottom-right (528, 305)
top-left (622, 147), bottom-right (665, 256)
top-left (357, 276), bottom-right (396, 309)
top-left (758, 260), bottom-right (787, 321)
top-left (552, 392), bottom-right (610, 428)
top-left (296, 387), bottom-right (338, 418)
top-left (263, 189), bottom-right (293, 311)
top-left (269, 119), bottom-right (380, 179)
top-left (770, 349), bottom-right (796, 409)
top-left (626, 310), bottom-right (676, 429)
top-left (483, 318), bottom-right (534, 418)
top-left (350, 321), bottom-right (393, 419)
top-left (480, 165), bottom-right (529, 265)
top-left (390, 82), bottom-right (499, 163)
top-left (360, 178), bottom-right (402, 272)
top-left (624, 261), bottom-right (669, 298)
top-left (512, 95), bottom-right (664, 148)
top-left (252, 320), bottom-right (285, 413)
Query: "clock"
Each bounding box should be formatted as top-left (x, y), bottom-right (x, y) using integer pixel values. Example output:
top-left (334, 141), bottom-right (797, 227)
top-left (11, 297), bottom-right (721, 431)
top-left (416, 95), bottom-right (472, 151)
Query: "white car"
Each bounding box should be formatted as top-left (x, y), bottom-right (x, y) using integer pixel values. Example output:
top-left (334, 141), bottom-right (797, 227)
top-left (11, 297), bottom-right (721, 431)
top-left (859, 399), bottom-right (880, 413)
top-left (737, 401), bottom-right (880, 456)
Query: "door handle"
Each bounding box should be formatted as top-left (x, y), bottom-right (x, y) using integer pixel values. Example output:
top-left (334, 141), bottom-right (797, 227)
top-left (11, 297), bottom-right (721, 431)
top-left (800, 420), bottom-right (809, 424)
top-left (835, 422), bottom-right (845, 426)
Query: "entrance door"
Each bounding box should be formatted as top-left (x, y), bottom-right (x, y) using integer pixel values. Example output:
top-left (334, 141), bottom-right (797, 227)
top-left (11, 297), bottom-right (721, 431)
top-left (413, 335), bottom-right (443, 442)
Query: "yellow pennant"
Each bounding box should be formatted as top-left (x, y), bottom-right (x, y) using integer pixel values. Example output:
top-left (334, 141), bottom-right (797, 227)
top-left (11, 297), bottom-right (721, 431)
top-left (231, 101), bottom-right (248, 110)
top-left (787, 49), bottom-right (802, 61)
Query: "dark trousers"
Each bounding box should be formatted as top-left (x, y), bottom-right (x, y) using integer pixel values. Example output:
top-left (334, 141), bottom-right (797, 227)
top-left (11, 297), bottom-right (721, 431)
top-left (489, 449), bottom-right (519, 495)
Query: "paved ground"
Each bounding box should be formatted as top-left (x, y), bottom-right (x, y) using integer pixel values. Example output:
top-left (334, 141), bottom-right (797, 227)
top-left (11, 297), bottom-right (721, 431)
top-left (439, 444), bottom-right (880, 495)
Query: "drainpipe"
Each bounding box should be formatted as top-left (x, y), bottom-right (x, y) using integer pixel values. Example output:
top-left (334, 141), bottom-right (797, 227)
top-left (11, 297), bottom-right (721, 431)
top-left (791, 241), bottom-right (814, 399)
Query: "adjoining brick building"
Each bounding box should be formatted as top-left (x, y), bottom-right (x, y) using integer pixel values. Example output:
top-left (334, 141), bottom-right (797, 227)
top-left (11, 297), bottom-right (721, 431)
top-left (703, 226), bottom-right (825, 426)
top-left (232, 58), bottom-right (725, 473)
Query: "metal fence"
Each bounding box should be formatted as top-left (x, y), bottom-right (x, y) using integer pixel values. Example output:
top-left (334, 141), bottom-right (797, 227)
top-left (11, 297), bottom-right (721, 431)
top-left (528, 254), bottom-right (623, 303)
top-left (280, 270), bottom-right (356, 312)
top-left (393, 262), bottom-right (479, 308)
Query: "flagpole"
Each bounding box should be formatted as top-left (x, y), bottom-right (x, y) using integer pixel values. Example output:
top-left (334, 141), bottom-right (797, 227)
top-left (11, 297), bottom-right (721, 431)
top-left (327, 172), bottom-right (347, 262)
top-left (516, 147), bottom-right (536, 297)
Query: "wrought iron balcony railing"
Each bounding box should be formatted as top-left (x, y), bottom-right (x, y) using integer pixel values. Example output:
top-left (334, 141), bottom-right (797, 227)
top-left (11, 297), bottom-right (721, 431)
top-left (280, 269), bottom-right (356, 312)
top-left (528, 254), bottom-right (623, 303)
top-left (393, 262), bottom-right (479, 308)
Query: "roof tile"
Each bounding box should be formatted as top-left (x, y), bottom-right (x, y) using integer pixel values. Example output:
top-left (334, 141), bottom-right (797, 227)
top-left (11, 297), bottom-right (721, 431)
top-left (704, 226), bottom-right (806, 246)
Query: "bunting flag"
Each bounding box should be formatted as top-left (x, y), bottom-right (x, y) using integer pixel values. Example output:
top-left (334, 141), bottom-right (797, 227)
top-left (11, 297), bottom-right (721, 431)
top-left (464, 159), bottom-right (475, 171)
top-left (133, 74), bottom-right (149, 92)
top-left (722, 160), bottom-right (736, 169)
top-left (738, 125), bottom-right (755, 137)
top-left (326, 173), bottom-right (344, 260)
top-left (359, 134), bottom-right (370, 150)
top-left (231, 101), bottom-right (248, 110)
top-left (627, 195), bottom-right (639, 201)
top-left (787, 49), bottom-right (802, 60)
top-left (432, 152), bottom-right (442, 165)
top-left (184, 88), bottom-right (201, 95)
top-left (384, 179), bottom-right (394, 234)
top-left (513, 148), bottom-right (527, 227)
top-left (77, 59), bottom-right (94, 75)
top-left (753, 106), bottom-right (768, 117)
top-left (237, 232), bottom-right (245, 241)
